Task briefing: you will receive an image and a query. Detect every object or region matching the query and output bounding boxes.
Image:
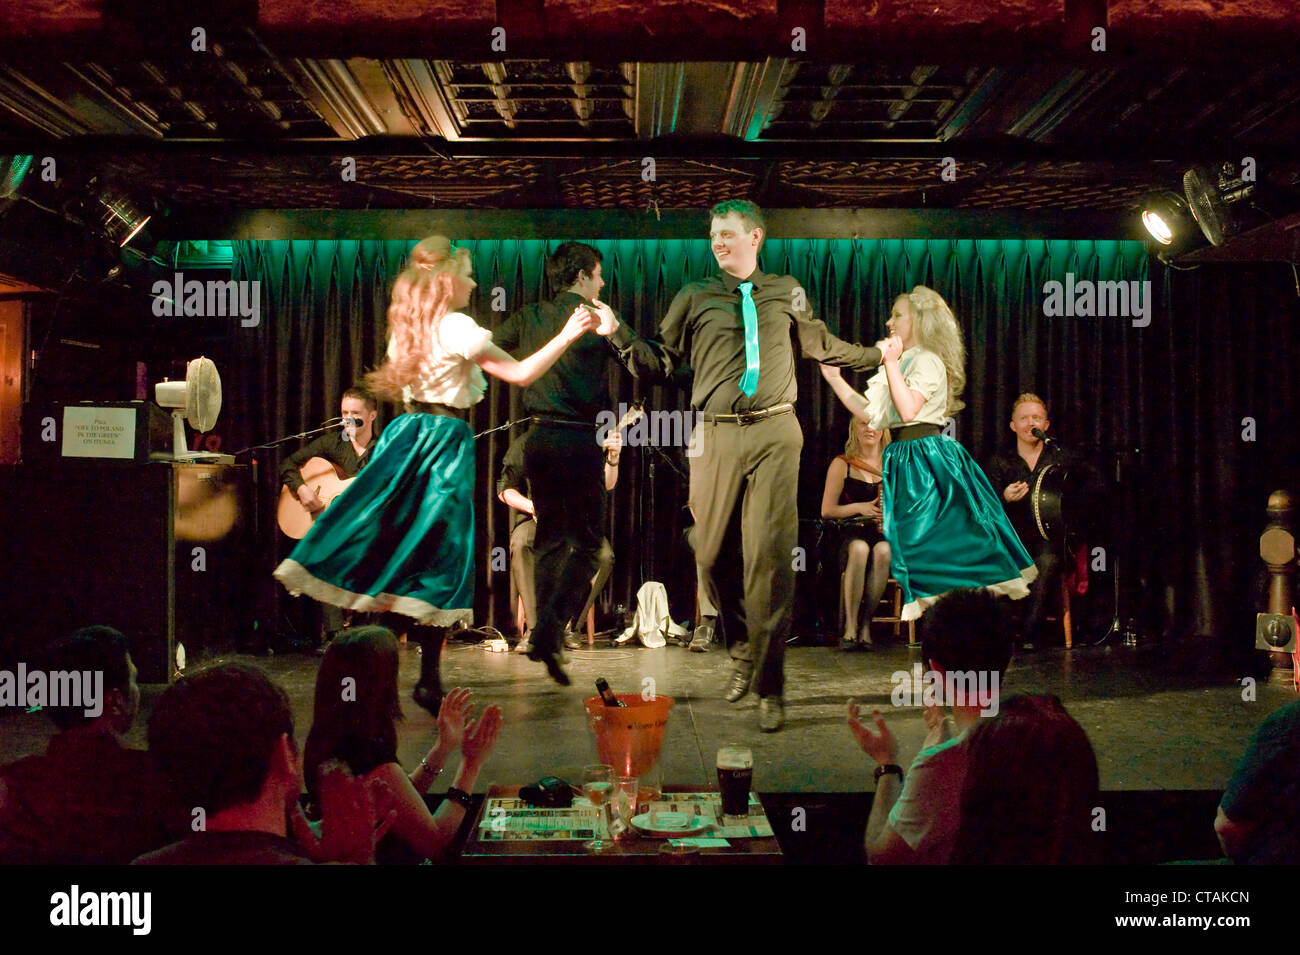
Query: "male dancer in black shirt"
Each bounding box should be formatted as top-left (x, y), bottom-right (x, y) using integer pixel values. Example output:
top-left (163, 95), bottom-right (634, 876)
top-left (278, 386), bottom-right (380, 645)
top-left (495, 243), bottom-right (659, 684)
top-left (633, 200), bottom-right (884, 731)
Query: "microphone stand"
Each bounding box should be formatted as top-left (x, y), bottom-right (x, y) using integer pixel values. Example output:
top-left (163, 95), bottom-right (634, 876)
top-left (1092, 446), bottom-right (1145, 648)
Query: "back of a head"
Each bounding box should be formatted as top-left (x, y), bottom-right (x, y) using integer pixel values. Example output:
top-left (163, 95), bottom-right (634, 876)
top-left (920, 588), bottom-right (1013, 677)
top-left (369, 242), bottom-right (470, 402)
top-left (304, 627), bottom-right (400, 794)
top-left (40, 626), bottom-right (132, 731)
top-left (545, 241), bottom-right (601, 296)
top-left (952, 693), bottom-right (1100, 865)
top-left (148, 664), bottom-right (293, 815)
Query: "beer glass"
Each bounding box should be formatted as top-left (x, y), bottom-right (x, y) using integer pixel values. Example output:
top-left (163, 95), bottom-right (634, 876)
top-left (716, 744), bottom-right (753, 819)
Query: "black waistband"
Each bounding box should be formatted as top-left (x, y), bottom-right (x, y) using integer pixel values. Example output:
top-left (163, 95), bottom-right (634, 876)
top-left (404, 400), bottom-right (468, 421)
top-left (697, 403), bottom-right (795, 425)
top-left (890, 423), bottom-right (942, 442)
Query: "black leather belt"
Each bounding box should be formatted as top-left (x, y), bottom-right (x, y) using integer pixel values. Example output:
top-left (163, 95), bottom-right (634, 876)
top-left (890, 423), bottom-right (942, 442)
top-left (697, 403), bottom-right (794, 425)
top-left (404, 399), bottom-right (468, 421)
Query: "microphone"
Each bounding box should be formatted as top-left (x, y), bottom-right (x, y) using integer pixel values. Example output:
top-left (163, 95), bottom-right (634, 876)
top-left (321, 416), bottom-right (343, 426)
top-left (1032, 427), bottom-right (1057, 445)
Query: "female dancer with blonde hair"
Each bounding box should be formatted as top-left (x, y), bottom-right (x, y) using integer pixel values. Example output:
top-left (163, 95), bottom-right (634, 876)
top-left (820, 286), bottom-right (1034, 620)
top-left (276, 238), bottom-right (598, 710)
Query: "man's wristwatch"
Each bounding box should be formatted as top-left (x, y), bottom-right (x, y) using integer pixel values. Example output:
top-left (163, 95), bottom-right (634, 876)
top-left (873, 763), bottom-right (904, 784)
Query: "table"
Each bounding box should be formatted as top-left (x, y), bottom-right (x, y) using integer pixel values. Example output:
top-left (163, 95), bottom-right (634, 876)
top-left (460, 785), bottom-right (783, 864)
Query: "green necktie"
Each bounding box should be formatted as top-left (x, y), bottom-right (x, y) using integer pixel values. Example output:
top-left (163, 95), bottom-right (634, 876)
top-left (738, 281), bottom-right (760, 397)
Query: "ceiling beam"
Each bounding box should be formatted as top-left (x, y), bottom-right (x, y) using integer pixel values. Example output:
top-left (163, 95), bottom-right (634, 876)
top-left (0, 134), bottom-right (1283, 165)
top-left (161, 206), bottom-right (1140, 240)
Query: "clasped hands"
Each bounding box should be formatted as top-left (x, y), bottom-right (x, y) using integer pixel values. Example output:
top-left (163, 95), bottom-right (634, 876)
top-left (818, 335), bottom-right (903, 385)
top-left (565, 299), bottom-right (619, 338)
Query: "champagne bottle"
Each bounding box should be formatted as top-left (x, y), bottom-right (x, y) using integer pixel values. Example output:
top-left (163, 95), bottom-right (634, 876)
top-left (595, 677), bottom-right (626, 707)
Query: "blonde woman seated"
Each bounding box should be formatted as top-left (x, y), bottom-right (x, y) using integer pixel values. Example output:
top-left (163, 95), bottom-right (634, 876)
top-left (821, 418), bottom-right (891, 651)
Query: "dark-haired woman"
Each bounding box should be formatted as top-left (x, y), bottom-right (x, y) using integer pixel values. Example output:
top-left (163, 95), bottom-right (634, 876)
top-left (304, 627), bottom-right (501, 864)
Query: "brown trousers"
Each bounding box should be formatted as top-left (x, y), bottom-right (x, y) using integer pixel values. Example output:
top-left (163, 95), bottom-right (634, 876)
top-left (688, 413), bottom-right (802, 698)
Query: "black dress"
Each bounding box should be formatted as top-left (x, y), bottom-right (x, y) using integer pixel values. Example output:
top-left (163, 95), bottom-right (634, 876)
top-left (827, 455), bottom-right (884, 568)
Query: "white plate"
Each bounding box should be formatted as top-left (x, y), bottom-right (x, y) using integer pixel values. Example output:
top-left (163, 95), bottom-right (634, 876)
top-left (630, 812), bottom-right (712, 838)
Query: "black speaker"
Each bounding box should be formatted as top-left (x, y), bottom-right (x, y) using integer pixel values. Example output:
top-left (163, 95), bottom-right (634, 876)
top-left (0, 461), bottom-right (251, 682)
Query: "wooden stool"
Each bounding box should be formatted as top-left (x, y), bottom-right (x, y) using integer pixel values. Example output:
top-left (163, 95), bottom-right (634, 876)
top-left (871, 578), bottom-right (917, 645)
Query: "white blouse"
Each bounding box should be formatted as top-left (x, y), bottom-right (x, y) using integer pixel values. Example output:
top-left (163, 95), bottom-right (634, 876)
top-left (389, 311), bottom-right (493, 408)
top-left (863, 346), bottom-right (948, 429)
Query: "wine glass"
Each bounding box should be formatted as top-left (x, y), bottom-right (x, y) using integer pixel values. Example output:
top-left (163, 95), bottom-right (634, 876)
top-left (582, 763), bottom-right (614, 853)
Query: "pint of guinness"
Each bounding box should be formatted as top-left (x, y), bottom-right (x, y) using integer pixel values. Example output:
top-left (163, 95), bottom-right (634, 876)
top-left (716, 745), bottom-right (753, 818)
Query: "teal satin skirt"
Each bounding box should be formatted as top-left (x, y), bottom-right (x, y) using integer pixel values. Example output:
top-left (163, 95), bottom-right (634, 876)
top-left (274, 413), bottom-right (476, 626)
top-left (882, 435), bottom-right (1036, 620)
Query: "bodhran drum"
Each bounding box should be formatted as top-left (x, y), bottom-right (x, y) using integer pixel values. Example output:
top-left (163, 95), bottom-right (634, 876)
top-left (1030, 464), bottom-right (1073, 544)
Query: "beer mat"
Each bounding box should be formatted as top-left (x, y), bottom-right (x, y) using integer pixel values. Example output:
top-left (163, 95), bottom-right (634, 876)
top-left (668, 838), bottom-right (731, 848)
top-left (713, 820), bottom-right (775, 839)
top-left (477, 797), bottom-right (604, 841)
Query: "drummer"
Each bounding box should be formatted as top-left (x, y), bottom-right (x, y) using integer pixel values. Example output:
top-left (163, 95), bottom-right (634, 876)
top-left (986, 393), bottom-right (1069, 651)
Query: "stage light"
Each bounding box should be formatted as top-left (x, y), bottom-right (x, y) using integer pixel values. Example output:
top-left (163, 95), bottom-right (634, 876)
top-left (95, 188), bottom-right (152, 248)
top-left (1140, 191), bottom-right (1189, 245)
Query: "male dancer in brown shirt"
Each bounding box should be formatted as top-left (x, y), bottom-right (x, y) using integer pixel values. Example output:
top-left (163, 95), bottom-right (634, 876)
top-left (627, 200), bottom-right (884, 731)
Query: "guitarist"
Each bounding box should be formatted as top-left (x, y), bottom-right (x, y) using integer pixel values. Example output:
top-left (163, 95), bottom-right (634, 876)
top-left (278, 386), bottom-right (380, 516)
top-left (277, 385), bottom-right (380, 647)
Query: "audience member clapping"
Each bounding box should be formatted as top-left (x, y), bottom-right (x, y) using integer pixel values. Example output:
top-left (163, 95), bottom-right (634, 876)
top-left (303, 626), bottom-right (501, 864)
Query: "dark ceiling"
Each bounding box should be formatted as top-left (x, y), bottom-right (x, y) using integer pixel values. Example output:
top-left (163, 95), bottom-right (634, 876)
top-left (1, 1), bottom-right (1299, 247)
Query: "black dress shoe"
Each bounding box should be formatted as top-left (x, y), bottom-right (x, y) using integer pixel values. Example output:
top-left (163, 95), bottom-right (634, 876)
top-left (527, 645), bottom-right (571, 686)
top-left (724, 664), bottom-right (753, 703)
top-left (412, 685), bottom-right (443, 717)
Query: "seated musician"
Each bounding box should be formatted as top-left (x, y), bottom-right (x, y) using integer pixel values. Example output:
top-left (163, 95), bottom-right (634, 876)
top-left (985, 392), bottom-right (1067, 650)
top-left (498, 430), bottom-right (620, 654)
top-left (821, 418), bottom-right (891, 651)
top-left (278, 385), bottom-right (380, 646)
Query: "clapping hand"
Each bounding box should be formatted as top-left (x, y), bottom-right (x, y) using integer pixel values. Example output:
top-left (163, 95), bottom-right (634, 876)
top-left (847, 699), bottom-right (897, 766)
top-left (461, 704), bottom-right (503, 772)
top-left (435, 687), bottom-right (473, 753)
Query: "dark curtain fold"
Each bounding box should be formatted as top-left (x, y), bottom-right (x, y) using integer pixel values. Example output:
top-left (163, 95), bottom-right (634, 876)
top-left (228, 238), bottom-right (1299, 655)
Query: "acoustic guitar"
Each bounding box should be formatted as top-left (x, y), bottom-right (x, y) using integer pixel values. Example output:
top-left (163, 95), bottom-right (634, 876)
top-left (277, 456), bottom-right (356, 539)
